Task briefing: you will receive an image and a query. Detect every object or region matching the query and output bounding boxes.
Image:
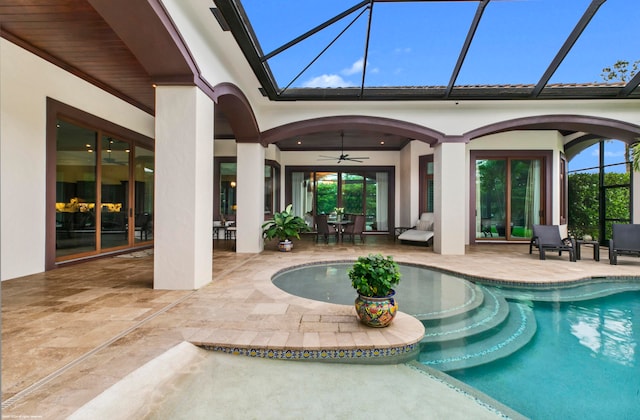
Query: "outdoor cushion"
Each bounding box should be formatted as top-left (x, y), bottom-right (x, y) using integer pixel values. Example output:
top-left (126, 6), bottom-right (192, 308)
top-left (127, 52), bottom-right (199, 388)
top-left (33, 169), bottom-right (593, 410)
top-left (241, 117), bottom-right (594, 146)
top-left (398, 213), bottom-right (434, 244)
top-left (398, 229), bottom-right (434, 243)
top-left (416, 220), bottom-right (432, 231)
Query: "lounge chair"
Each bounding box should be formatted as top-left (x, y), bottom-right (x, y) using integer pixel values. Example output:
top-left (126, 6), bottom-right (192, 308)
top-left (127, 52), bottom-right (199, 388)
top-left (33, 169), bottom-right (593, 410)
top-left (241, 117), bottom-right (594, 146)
top-left (609, 224), bottom-right (640, 265)
top-left (531, 224), bottom-right (576, 262)
top-left (398, 213), bottom-right (434, 245)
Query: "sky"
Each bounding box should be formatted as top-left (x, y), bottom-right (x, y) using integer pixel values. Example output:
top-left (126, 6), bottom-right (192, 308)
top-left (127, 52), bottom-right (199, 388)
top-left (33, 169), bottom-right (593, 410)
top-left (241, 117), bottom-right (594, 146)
top-left (240, 0), bottom-right (639, 89)
top-left (569, 140), bottom-right (630, 173)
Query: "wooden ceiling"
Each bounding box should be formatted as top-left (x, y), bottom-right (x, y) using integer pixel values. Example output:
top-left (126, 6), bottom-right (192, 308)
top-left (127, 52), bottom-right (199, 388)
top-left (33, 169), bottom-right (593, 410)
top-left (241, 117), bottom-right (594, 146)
top-left (0, 0), bottom-right (159, 113)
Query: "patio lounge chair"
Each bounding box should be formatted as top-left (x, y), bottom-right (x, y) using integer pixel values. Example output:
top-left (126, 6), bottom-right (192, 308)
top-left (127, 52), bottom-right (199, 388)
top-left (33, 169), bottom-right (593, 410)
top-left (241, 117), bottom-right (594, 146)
top-left (609, 224), bottom-right (640, 265)
top-left (531, 224), bottom-right (576, 262)
top-left (398, 213), bottom-right (434, 245)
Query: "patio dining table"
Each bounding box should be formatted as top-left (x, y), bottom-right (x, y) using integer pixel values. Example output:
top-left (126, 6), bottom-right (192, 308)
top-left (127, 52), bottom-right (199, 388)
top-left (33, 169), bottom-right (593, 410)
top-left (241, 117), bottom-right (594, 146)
top-left (329, 220), bottom-right (352, 242)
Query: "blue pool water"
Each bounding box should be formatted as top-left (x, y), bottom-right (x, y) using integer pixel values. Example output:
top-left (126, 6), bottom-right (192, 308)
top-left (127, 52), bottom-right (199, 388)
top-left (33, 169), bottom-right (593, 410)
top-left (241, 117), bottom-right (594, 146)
top-left (449, 290), bottom-right (640, 420)
top-left (273, 262), bottom-right (640, 419)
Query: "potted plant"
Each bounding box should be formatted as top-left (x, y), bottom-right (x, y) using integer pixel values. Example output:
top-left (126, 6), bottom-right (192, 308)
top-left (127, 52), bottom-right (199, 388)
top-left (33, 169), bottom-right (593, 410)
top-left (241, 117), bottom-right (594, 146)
top-left (261, 204), bottom-right (310, 252)
top-left (348, 254), bottom-right (401, 327)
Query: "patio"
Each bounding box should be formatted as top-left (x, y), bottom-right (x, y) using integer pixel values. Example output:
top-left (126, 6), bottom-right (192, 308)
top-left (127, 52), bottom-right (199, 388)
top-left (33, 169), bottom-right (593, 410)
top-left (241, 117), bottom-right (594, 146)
top-left (2, 237), bottom-right (638, 418)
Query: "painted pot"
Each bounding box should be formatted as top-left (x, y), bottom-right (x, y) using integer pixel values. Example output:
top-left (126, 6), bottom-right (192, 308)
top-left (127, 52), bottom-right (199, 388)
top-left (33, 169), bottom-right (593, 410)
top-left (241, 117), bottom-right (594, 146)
top-left (278, 240), bottom-right (293, 252)
top-left (354, 290), bottom-right (397, 328)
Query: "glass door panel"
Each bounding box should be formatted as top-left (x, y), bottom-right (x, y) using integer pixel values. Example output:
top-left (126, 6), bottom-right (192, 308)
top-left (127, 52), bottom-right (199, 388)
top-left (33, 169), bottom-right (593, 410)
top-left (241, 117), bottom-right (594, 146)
top-left (476, 159), bottom-right (507, 239)
top-left (134, 146), bottom-right (154, 243)
top-left (100, 136), bottom-right (130, 249)
top-left (341, 172), bottom-right (364, 215)
top-left (291, 171), bottom-right (315, 226)
top-left (219, 163), bottom-right (237, 221)
top-left (55, 121), bottom-right (97, 257)
top-left (510, 159), bottom-right (541, 239)
top-left (316, 172), bottom-right (338, 217)
top-left (366, 172), bottom-right (389, 231)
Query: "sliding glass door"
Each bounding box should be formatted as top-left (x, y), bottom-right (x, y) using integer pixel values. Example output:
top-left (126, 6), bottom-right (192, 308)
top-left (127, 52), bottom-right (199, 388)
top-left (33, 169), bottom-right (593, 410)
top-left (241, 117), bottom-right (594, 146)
top-left (288, 168), bottom-right (392, 233)
top-left (475, 157), bottom-right (544, 241)
top-left (55, 119), bottom-right (154, 260)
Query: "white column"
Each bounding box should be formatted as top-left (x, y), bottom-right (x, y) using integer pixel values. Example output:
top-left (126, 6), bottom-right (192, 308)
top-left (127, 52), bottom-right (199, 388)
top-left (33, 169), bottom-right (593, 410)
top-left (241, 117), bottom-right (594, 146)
top-left (434, 140), bottom-right (466, 255)
top-left (236, 142), bottom-right (265, 253)
top-left (634, 169), bottom-right (640, 223)
top-left (154, 86), bottom-right (213, 290)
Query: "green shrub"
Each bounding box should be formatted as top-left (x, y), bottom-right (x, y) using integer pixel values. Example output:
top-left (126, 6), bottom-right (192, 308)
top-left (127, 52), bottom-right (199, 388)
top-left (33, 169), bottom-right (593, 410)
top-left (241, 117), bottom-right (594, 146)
top-left (348, 254), bottom-right (401, 297)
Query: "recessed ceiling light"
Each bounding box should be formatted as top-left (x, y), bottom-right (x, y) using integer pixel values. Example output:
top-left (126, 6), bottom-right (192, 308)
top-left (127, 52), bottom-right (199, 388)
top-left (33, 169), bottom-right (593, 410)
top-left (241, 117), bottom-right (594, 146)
top-left (297, 141), bottom-right (302, 145)
top-left (380, 141), bottom-right (385, 145)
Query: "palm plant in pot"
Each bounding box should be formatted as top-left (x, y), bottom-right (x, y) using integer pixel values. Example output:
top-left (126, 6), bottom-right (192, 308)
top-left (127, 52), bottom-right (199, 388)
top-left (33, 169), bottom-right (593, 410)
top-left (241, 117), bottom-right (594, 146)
top-left (261, 204), bottom-right (310, 251)
top-left (348, 254), bottom-right (401, 327)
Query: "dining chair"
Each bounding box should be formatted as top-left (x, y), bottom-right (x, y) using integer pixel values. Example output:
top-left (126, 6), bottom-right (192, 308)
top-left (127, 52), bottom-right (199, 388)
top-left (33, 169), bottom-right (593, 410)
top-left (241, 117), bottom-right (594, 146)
top-left (343, 214), bottom-right (366, 243)
top-left (315, 214), bottom-right (338, 243)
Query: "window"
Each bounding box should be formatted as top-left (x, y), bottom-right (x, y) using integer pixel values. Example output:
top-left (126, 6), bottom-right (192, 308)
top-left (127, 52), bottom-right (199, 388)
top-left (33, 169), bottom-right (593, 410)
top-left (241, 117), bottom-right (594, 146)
top-left (471, 151), bottom-right (550, 242)
top-left (214, 158), bottom-right (280, 221)
top-left (286, 167), bottom-right (394, 232)
top-left (47, 99), bottom-right (154, 268)
top-left (419, 155), bottom-right (434, 214)
top-left (568, 139), bottom-right (632, 243)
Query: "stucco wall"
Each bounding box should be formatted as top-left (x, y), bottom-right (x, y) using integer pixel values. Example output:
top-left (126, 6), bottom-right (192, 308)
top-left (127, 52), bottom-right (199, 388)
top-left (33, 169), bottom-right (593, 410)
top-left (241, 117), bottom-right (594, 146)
top-left (0, 40), bottom-right (154, 281)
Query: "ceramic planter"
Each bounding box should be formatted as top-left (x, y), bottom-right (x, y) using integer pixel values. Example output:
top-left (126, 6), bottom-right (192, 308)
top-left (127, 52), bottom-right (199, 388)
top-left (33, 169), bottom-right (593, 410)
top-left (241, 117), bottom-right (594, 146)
top-left (278, 239), bottom-right (293, 252)
top-left (354, 290), bottom-right (397, 327)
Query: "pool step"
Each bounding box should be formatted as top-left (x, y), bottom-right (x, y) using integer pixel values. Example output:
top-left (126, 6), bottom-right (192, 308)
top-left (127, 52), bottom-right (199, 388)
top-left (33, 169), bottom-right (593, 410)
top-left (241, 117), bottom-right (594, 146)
top-left (418, 302), bottom-right (536, 372)
top-left (420, 286), bottom-right (510, 343)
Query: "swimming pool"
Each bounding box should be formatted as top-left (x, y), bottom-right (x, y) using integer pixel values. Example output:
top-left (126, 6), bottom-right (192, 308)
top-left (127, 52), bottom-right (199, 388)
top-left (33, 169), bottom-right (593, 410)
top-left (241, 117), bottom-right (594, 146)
top-left (273, 262), bottom-right (640, 419)
top-left (449, 289), bottom-right (640, 420)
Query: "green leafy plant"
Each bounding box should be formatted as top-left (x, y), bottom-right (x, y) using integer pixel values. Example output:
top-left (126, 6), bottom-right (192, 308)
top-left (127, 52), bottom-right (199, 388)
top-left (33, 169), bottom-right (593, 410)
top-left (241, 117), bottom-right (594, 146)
top-left (261, 204), bottom-right (310, 242)
top-left (348, 254), bottom-right (401, 298)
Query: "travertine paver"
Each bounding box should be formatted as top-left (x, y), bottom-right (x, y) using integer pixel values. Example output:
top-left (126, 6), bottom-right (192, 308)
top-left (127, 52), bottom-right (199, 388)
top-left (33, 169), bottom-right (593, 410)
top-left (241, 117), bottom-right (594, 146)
top-left (2, 238), bottom-right (639, 418)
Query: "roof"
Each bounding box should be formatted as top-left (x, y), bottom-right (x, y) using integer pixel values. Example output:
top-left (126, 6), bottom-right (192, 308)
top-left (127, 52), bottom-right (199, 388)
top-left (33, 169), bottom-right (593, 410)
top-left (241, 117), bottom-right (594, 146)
top-left (213, 0), bottom-right (640, 101)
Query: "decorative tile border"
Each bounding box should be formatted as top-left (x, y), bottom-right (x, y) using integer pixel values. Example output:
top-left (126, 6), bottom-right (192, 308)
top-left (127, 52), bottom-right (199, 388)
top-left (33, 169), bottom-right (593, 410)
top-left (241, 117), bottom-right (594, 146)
top-left (197, 343), bottom-right (420, 363)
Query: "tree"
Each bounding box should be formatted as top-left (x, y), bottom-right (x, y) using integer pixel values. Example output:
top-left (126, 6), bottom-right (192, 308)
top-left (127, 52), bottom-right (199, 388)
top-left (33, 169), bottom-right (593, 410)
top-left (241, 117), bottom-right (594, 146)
top-left (632, 143), bottom-right (640, 172)
top-left (600, 60), bottom-right (639, 83)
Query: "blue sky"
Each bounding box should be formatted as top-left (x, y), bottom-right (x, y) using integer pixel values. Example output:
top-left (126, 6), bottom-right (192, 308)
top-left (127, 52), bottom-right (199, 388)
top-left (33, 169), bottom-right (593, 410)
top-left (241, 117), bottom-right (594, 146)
top-left (569, 140), bottom-right (630, 173)
top-left (241, 0), bottom-right (639, 89)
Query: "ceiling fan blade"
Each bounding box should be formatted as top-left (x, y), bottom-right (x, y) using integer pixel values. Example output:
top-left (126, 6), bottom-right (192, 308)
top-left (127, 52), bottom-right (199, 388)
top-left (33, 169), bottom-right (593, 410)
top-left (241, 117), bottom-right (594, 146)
top-left (316, 131), bottom-right (370, 163)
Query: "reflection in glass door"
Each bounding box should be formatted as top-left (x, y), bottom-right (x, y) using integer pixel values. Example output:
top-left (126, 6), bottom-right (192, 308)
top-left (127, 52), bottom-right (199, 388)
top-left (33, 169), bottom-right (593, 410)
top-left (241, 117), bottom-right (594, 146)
top-left (341, 173), bottom-right (364, 215)
top-left (476, 158), bottom-right (543, 241)
top-left (100, 136), bottom-right (130, 249)
top-left (316, 172), bottom-right (338, 215)
top-left (134, 146), bottom-right (154, 243)
top-left (289, 169), bottom-right (391, 233)
top-left (55, 119), bottom-right (154, 261)
top-left (476, 159), bottom-right (507, 239)
top-left (510, 159), bottom-right (541, 239)
top-left (55, 122), bottom-right (97, 257)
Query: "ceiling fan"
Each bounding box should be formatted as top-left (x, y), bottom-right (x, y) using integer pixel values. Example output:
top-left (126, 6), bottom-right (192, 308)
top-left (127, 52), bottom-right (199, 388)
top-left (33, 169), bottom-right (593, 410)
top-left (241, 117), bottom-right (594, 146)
top-left (318, 131), bottom-right (370, 163)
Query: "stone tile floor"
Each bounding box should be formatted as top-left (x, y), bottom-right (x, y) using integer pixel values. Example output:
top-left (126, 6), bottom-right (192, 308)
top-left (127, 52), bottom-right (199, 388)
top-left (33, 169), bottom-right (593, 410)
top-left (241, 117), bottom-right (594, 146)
top-left (2, 236), bottom-right (639, 418)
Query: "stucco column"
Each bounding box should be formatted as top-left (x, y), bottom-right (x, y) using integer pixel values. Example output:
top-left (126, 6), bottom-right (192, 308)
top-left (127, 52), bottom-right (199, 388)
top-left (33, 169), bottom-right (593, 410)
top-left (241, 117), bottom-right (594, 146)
top-left (236, 142), bottom-right (265, 253)
top-left (634, 169), bottom-right (640, 222)
top-left (434, 139), bottom-right (466, 255)
top-left (154, 86), bottom-right (213, 290)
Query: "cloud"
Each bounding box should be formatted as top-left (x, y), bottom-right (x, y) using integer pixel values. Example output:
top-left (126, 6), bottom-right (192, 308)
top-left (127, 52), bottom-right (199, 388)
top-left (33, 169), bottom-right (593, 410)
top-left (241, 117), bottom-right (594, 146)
top-left (302, 74), bottom-right (351, 88)
top-left (303, 58), bottom-right (379, 87)
top-left (342, 58), bottom-right (364, 76)
top-left (394, 47), bottom-right (412, 54)
top-left (604, 151), bottom-right (625, 157)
